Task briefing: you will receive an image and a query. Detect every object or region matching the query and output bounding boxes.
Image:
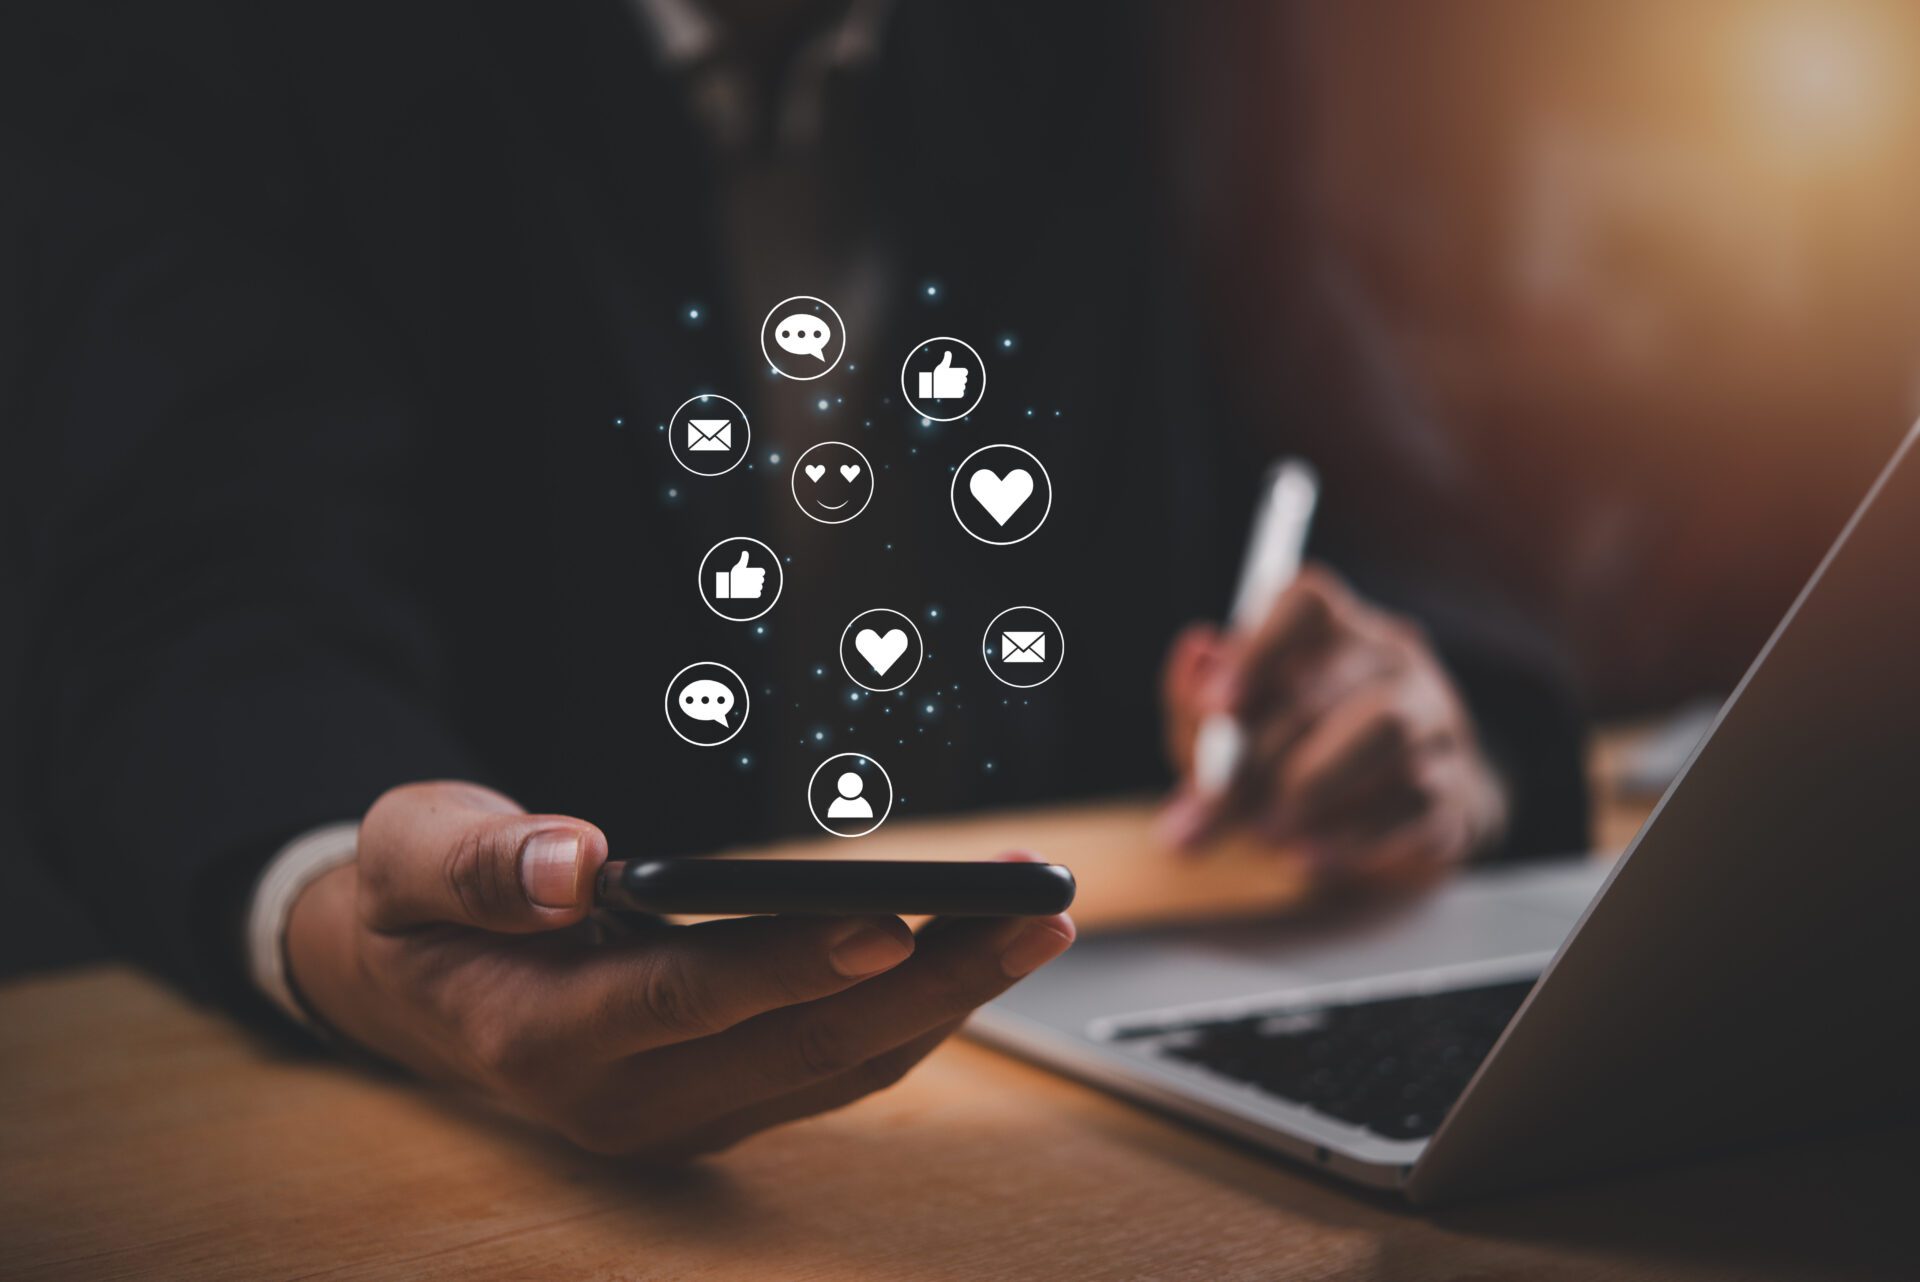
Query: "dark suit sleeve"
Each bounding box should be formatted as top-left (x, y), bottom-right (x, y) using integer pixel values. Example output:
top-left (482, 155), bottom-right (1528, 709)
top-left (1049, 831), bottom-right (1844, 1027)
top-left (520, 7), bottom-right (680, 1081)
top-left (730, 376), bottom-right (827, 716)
top-left (1426, 607), bottom-right (1591, 862)
top-left (11, 7), bottom-right (481, 1010)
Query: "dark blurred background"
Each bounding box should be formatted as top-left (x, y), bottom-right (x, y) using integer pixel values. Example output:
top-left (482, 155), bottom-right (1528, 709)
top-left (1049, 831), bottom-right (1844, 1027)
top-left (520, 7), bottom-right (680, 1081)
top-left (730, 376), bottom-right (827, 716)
top-left (5, 0), bottom-right (1917, 978)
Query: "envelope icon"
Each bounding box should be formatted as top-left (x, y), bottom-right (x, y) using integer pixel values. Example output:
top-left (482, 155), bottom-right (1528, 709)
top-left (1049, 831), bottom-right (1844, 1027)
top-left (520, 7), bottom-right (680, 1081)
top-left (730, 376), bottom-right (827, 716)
top-left (687, 419), bottom-right (732, 451)
top-left (1001, 631), bottom-right (1046, 663)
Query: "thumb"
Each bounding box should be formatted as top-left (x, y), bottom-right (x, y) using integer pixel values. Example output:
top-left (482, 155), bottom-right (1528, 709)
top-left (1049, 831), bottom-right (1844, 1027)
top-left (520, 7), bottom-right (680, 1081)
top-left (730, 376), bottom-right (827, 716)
top-left (936, 350), bottom-right (955, 370)
top-left (356, 781), bottom-right (608, 933)
top-left (732, 549), bottom-right (753, 571)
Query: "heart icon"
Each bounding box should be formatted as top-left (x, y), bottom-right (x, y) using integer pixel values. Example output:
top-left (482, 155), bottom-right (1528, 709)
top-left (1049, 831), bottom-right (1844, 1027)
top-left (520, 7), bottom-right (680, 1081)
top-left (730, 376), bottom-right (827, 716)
top-left (839, 464), bottom-right (861, 482)
top-left (804, 464), bottom-right (826, 482)
top-left (968, 468), bottom-right (1034, 525)
top-left (854, 627), bottom-right (909, 676)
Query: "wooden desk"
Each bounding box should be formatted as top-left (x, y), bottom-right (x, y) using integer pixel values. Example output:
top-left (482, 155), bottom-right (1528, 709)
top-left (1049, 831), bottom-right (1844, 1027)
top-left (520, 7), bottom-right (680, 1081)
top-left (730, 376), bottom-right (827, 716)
top-left (1, 759), bottom-right (1906, 1279)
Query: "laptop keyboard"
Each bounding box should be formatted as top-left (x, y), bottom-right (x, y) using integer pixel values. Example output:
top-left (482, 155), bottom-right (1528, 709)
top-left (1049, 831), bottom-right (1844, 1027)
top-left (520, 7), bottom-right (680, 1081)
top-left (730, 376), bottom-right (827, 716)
top-left (1132, 979), bottom-right (1537, 1141)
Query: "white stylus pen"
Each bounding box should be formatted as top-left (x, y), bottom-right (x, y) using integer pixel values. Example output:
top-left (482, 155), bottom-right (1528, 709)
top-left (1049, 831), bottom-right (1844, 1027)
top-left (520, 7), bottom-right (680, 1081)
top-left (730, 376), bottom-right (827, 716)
top-left (1192, 459), bottom-right (1320, 797)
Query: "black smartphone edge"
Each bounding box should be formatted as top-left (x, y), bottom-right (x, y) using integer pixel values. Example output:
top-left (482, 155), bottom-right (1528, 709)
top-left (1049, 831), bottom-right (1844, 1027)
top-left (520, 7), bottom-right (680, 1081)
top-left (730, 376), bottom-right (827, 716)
top-left (595, 858), bottom-right (1076, 917)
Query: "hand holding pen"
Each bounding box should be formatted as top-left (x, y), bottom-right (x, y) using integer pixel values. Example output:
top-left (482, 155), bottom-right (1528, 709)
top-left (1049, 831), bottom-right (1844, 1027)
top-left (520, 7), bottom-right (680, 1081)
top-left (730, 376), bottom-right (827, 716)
top-left (1157, 461), bottom-right (1510, 881)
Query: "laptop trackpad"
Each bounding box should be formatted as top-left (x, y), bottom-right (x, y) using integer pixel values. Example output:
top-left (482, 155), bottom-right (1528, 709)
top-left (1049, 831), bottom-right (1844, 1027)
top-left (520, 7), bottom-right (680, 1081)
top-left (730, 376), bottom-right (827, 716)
top-left (998, 858), bottom-right (1609, 1028)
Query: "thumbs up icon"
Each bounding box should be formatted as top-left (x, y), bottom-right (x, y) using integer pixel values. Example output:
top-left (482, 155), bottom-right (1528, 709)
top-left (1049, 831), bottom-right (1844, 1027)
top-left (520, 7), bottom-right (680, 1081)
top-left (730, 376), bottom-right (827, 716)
top-left (714, 549), bottom-right (767, 600)
top-left (918, 349), bottom-right (971, 401)
top-left (901, 337), bottom-right (985, 423)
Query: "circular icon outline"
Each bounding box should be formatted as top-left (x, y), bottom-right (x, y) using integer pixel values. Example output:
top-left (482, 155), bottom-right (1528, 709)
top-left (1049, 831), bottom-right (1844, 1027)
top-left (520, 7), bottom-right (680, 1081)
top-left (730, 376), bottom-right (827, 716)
top-left (838, 608), bottom-right (926, 693)
top-left (761, 295), bottom-right (846, 381)
top-left (900, 336), bottom-right (986, 422)
top-left (807, 752), bottom-right (894, 838)
top-left (666, 393), bottom-right (752, 477)
top-left (664, 661), bottom-right (751, 746)
top-left (950, 443), bottom-right (1053, 545)
top-left (790, 441), bottom-right (875, 525)
top-left (697, 537), bottom-right (783, 623)
top-left (982, 606), bottom-right (1065, 689)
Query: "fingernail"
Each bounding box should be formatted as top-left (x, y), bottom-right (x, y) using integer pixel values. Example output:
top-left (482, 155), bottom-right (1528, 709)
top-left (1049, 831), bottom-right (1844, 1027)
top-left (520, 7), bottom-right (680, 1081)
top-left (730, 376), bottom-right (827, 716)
top-left (520, 829), bottom-right (583, 908)
top-left (1001, 917), bottom-right (1076, 978)
top-left (829, 925), bottom-right (913, 977)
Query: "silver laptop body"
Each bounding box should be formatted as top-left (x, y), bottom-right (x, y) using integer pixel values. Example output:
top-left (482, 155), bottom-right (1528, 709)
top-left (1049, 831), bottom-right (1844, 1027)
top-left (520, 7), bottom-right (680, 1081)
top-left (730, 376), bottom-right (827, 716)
top-left (974, 420), bottom-right (1920, 1204)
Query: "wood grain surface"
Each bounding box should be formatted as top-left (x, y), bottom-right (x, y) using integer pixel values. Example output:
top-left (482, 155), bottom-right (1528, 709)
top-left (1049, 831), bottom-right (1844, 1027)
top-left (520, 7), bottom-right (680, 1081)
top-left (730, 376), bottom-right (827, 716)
top-left (1, 744), bottom-right (1906, 1280)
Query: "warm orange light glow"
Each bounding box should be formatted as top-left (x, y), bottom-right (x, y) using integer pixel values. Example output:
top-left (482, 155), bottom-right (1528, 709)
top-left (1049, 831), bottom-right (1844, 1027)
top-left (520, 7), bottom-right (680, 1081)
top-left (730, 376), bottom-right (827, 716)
top-left (1744, 4), bottom-right (1897, 148)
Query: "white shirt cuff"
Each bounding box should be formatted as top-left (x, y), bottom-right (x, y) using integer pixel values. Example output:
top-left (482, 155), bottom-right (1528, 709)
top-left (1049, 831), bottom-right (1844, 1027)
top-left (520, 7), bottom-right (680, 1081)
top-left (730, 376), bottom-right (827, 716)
top-left (245, 821), bottom-right (360, 1030)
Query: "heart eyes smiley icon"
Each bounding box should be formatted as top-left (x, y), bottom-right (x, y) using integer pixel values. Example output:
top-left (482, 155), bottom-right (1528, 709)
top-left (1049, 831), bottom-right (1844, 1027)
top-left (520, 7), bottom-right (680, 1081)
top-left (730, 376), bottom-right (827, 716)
top-left (791, 441), bottom-right (875, 524)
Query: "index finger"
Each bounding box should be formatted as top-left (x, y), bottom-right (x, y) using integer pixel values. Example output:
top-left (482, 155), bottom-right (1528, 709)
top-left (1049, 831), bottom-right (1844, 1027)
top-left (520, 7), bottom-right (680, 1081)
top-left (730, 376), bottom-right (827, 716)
top-left (515, 913), bottom-right (917, 1061)
top-left (652, 912), bottom-right (1074, 1119)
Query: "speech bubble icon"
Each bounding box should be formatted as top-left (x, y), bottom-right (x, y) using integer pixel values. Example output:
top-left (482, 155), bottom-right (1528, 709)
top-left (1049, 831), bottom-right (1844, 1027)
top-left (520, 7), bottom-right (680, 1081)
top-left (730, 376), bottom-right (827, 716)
top-left (775, 313), bottom-right (832, 361)
top-left (678, 678), bottom-right (735, 727)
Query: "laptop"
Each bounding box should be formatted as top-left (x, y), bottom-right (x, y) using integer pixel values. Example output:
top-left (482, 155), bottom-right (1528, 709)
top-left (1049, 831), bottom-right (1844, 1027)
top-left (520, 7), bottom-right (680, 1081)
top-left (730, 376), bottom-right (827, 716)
top-left (974, 419), bottom-right (1920, 1205)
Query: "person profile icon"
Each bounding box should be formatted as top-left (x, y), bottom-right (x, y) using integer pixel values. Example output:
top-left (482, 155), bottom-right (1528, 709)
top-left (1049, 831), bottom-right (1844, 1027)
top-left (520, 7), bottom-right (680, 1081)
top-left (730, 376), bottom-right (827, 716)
top-left (826, 771), bottom-right (873, 820)
top-left (809, 753), bottom-right (892, 837)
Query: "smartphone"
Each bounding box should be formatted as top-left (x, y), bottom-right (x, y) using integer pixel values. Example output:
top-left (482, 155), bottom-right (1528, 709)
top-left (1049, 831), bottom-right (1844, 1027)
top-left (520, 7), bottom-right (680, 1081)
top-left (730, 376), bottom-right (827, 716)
top-left (595, 859), bottom-right (1076, 917)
